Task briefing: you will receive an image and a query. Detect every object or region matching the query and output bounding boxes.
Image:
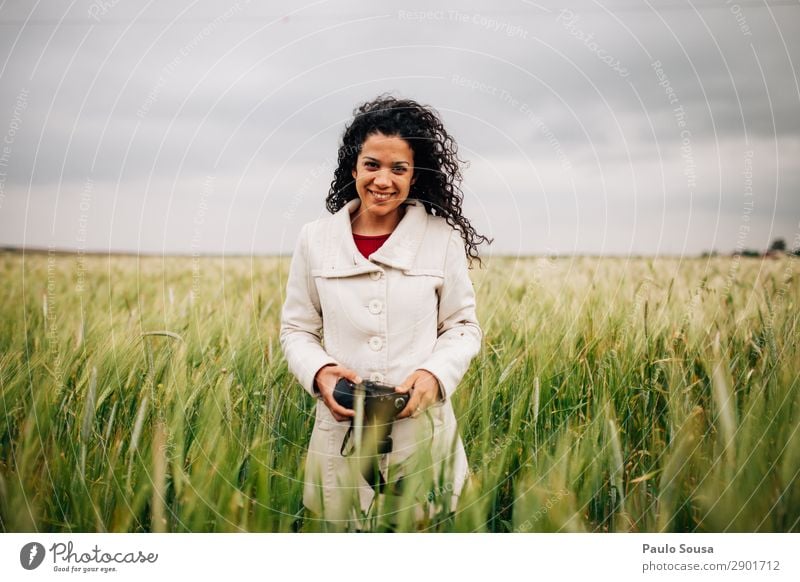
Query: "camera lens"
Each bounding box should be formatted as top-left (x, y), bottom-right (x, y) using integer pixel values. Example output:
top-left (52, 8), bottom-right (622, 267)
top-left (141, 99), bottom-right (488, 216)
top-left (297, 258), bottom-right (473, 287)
top-left (394, 397), bottom-right (405, 410)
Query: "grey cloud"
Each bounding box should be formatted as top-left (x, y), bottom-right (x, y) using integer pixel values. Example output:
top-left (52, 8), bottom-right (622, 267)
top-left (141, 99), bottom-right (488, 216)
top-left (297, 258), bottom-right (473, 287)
top-left (1, 0), bottom-right (798, 255)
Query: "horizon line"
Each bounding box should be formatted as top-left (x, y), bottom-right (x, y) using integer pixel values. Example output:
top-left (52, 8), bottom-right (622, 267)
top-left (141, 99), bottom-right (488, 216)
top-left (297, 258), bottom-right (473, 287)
top-left (2, 245), bottom-right (793, 260)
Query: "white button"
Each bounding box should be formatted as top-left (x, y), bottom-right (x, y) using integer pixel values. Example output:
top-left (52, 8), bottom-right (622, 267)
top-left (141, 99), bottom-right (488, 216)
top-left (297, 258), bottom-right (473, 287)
top-left (369, 271), bottom-right (383, 280)
top-left (368, 336), bottom-right (383, 351)
top-left (369, 372), bottom-right (385, 382)
top-left (368, 299), bottom-right (383, 314)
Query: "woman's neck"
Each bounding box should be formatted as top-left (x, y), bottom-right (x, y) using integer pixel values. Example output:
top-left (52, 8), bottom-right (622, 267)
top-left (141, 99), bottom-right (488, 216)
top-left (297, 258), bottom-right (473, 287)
top-left (350, 205), bottom-right (405, 236)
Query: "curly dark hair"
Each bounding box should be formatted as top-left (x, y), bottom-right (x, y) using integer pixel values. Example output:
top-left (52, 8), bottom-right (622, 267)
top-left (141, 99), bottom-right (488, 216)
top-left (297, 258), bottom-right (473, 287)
top-left (326, 94), bottom-right (491, 267)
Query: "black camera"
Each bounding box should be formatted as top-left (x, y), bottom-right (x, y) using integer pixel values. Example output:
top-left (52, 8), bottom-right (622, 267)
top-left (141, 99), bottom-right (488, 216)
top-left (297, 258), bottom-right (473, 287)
top-left (333, 378), bottom-right (409, 422)
top-left (333, 378), bottom-right (410, 492)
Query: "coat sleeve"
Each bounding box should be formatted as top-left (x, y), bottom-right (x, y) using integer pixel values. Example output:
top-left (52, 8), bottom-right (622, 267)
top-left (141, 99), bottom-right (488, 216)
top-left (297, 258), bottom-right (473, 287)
top-left (279, 223), bottom-right (338, 397)
top-left (417, 229), bottom-right (482, 402)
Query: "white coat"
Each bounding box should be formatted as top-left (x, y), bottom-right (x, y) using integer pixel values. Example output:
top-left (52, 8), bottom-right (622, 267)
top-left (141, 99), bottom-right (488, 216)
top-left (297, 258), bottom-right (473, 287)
top-left (280, 198), bottom-right (482, 522)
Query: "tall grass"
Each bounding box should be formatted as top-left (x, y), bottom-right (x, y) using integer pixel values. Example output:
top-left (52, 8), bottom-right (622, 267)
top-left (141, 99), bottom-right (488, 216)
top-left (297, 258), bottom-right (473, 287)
top-left (0, 251), bottom-right (798, 532)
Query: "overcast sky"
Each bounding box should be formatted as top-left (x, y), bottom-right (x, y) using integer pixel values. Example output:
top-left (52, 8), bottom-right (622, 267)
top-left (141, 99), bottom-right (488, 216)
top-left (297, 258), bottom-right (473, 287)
top-left (0, 0), bottom-right (798, 256)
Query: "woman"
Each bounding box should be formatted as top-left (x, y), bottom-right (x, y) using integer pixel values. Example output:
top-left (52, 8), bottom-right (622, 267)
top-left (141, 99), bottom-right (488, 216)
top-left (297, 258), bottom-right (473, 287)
top-left (280, 95), bottom-right (489, 530)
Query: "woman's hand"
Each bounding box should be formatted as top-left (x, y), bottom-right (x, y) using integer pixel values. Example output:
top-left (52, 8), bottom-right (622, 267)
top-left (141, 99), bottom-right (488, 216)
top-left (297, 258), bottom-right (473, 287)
top-left (395, 369), bottom-right (441, 419)
top-left (314, 364), bottom-right (361, 422)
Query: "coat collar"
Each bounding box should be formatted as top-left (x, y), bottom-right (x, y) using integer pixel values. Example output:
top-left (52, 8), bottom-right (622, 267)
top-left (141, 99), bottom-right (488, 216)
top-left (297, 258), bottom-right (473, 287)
top-left (323, 198), bottom-right (429, 275)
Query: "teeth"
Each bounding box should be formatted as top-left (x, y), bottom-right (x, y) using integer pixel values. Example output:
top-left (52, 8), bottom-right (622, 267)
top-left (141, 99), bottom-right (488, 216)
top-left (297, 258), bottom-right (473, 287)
top-left (369, 190), bottom-right (393, 201)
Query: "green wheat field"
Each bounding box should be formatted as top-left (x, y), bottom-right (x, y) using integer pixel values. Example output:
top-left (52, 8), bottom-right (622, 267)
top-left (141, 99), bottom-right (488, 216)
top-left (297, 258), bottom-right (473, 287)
top-left (1, 251), bottom-right (798, 532)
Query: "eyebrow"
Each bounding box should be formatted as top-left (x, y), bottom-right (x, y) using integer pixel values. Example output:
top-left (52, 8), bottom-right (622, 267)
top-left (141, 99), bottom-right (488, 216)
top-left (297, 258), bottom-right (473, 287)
top-left (363, 156), bottom-right (410, 166)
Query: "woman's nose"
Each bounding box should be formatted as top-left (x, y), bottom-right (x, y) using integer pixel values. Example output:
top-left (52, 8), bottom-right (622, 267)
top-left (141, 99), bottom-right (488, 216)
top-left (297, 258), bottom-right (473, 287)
top-left (373, 170), bottom-right (392, 188)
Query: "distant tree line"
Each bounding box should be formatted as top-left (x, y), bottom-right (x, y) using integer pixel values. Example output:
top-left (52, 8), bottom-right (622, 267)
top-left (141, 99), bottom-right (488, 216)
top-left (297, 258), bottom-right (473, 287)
top-left (701, 238), bottom-right (800, 258)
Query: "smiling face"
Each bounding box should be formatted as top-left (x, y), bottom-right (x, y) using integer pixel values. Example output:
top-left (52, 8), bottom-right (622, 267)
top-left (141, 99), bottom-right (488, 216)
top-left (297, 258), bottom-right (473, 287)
top-left (350, 132), bottom-right (416, 233)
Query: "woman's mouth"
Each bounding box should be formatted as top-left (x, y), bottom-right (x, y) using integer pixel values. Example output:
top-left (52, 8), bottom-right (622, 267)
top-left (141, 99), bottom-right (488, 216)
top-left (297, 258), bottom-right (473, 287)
top-left (368, 189), bottom-right (395, 202)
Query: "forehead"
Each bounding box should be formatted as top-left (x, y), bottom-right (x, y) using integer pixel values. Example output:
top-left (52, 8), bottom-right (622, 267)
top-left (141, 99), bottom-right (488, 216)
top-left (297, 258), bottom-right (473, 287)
top-left (359, 132), bottom-right (413, 161)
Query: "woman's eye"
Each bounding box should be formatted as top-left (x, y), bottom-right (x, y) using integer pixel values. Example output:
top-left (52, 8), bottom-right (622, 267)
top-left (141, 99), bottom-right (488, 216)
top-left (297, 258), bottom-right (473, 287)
top-left (393, 167), bottom-right (407, 173)
top-left (365, 161), bottom-right (378, 168)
